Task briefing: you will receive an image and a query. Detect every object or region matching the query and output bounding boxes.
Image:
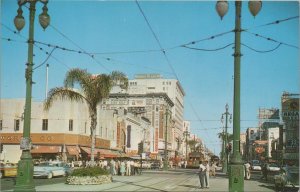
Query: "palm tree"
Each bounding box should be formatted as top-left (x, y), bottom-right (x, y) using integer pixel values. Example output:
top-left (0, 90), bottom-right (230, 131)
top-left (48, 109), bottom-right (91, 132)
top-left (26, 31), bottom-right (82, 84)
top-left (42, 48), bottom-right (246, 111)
top-left (44, 68), bottom-right (128, 164)
top-left (217, 132), bottom-right (233, 143)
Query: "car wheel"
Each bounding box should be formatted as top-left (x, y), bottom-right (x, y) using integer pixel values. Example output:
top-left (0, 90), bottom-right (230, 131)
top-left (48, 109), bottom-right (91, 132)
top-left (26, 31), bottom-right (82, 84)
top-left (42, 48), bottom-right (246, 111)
top-left (47, 172), bottom-right (53, 179)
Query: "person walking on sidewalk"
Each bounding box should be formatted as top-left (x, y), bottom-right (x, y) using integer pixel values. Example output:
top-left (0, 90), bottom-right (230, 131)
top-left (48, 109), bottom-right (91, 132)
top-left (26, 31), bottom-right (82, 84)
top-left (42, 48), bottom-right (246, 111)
top-left (204, 161), bottom-right (210, 189)
top-left (198, 161), bottom-right (206, 189)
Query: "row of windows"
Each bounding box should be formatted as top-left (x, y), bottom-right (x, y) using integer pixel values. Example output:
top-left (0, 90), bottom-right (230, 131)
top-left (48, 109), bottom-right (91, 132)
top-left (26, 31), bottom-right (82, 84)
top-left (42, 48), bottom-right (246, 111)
top-left (0, 119), bottom-right (74, 132)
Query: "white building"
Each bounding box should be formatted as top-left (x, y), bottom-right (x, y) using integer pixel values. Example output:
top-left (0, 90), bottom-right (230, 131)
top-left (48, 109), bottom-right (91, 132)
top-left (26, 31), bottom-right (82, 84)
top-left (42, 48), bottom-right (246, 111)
top-left (267, 127), bottom-right (280, 158)
top-left (0, 98), bottom-right (152, 163)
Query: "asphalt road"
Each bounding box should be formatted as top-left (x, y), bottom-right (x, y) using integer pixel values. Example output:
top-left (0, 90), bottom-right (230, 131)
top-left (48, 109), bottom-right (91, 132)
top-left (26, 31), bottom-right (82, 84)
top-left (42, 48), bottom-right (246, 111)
top-left (1, 170), bottom-right (298, 192)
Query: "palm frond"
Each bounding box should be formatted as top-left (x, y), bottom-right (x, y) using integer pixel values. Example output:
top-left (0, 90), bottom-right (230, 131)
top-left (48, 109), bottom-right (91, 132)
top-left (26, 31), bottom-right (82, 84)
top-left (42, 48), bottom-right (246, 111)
top-left (64, 68), bottom-right (93, 93)
top-left (44, 87), bottom-right (87, 111)
top-left (110, 71), bottom-right (128, 90)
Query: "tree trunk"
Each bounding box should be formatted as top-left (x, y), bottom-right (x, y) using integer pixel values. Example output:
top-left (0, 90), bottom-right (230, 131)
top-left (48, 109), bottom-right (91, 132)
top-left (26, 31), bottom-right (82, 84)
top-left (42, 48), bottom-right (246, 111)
top-left (90, 112), bottom-right (97, 165)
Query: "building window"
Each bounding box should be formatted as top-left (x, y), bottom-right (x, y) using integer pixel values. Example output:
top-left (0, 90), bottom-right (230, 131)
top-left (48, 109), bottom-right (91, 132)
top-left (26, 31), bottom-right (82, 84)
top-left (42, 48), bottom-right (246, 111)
top-left (42, 119), bottom-right (48, 131)
top-left (14, 119), bottom-right (20, 131)
top-left (69, 119), bottom-right (73, 131)
top-left (0, 120), bottom-right (2, 130)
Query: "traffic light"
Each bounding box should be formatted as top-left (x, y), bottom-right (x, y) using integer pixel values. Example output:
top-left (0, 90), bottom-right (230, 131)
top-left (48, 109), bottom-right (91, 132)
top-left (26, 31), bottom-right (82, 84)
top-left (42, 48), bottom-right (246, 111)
top-left (138, 142), bottom-right (144, 154)
top-left (0, 144), bottom-right (3, 153)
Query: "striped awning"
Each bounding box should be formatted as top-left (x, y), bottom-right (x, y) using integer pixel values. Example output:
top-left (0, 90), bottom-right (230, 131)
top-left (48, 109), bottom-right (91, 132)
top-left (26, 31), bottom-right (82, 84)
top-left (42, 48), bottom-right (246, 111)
top-left (31, 145), bottom-right (61, 153)
top-left (67, 146), bottom-right (80, 156)
top-left (80, 147), bottom-right (118, 158)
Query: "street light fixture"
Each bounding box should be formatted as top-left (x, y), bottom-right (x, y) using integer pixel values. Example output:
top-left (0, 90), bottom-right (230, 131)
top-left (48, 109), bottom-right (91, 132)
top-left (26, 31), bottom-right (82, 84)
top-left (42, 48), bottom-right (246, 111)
top-left (216, 1), bottom-right (262, 191)
top-left (221, 103), bottom-right (232, 174)
top-left (13, 0), bottom-right (50, 191)
top-left (183, 131), bottom-right (190, 162)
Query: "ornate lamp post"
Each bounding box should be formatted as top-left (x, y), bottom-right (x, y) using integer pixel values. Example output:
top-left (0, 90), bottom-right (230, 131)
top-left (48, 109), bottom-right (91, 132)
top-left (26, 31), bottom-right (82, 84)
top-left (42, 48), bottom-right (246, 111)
top-left (14, 0), bottom-right (50, 191)
top-left (183, 131), bottom-right (190, 162)
top-left (221, 103), bottom-right (232, 174)
top-left (216, 1), bottom-right (261, 191)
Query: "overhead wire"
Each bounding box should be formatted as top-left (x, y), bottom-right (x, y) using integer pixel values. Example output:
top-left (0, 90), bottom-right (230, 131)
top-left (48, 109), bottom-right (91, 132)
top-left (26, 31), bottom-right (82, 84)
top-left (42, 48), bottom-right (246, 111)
top-left (135, 0), bottom-right (179, 80)
top-left (48, 24), bottom-right (111, 72)
top-left (1, 22), bottom-right (71, 70)
top-left (244, 15), bottom-right (299, 31)
top-left (243, 30), bottom-right (299, 49)
top-left (182, 43), bottom-right (235, 52)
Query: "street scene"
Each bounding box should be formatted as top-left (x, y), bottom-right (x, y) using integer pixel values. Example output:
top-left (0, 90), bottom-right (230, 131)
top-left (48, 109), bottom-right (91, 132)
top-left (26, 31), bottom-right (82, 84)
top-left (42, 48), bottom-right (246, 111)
top-left (1, 0), bottom-right (299, 191)
top-left (2, 168), bottom-right (297, 192)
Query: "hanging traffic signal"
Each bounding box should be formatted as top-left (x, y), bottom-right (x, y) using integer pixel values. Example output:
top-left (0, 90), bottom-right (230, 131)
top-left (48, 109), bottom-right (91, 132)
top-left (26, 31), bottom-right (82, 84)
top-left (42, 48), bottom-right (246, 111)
top-left (0, 144), bottom-right (3, 153)
top-left (226, 143), bottom-right (232, 153)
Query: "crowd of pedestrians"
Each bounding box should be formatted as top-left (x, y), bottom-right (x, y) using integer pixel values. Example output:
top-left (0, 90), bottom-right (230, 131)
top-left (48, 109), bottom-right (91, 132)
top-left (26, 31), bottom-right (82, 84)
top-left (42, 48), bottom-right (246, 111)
top-left (96, 159), bottom-right (141, 176)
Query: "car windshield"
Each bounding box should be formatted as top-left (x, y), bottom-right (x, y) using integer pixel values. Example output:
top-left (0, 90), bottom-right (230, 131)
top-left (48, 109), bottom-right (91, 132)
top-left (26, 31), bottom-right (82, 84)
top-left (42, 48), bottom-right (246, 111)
top-left (269, 163), bottom-right (278, 167)
top-left (38, 162), bottom-right (60, 167)
top-left (252, 160), bottom-right (260, 165)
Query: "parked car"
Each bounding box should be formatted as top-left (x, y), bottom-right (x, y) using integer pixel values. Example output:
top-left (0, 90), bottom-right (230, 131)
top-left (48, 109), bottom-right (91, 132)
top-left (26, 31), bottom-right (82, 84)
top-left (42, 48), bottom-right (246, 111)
top-left (250, 160), bottom-right (261, 171)
top-left (268, 163), bottom-right (280, 172)
top-left (34, 161), bottom-right (72, 179)
top-left (274, 166), bottom-right (299, 190)
top-left (150, 162), bottom-right (161, 170)
top-left (0, 162), bottom-right (17, 179)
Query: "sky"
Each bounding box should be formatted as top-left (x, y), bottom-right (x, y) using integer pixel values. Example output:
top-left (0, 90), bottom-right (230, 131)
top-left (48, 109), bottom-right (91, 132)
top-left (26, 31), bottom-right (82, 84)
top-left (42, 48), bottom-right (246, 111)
top-left (1, 0), bottom-right (299, 156)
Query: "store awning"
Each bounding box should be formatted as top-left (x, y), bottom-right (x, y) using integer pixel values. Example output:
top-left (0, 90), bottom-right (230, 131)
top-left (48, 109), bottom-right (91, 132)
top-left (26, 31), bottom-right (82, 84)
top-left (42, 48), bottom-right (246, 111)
top-left (98, 149), bottom-right (118, 158)
top-left (80, 146), bottom-right (96, 155)
top-left (80, 147), bottom-right (118, 158)
top-left (67, 146), bottom-right (80, 156)
top-left (31, 146), bottom-right (61, 153)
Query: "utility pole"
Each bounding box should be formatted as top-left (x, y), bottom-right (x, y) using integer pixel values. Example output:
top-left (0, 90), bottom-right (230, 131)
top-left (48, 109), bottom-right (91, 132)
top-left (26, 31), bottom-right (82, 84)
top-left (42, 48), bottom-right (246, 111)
top-left (13, 0), bottom-right (50, 191)
top-left (221, 103), bottom-right (232, 174)
top-left (183, 131), bottom-right (190, 162)
top-left (216, 1), bottom-right (262, 191)
top-left (163, 109), bottom-right (169, 170)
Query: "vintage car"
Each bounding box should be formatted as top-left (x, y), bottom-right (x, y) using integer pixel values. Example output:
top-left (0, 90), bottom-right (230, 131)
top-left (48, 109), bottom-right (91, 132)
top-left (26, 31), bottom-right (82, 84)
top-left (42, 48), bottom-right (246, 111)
top-left (268, 163), bottom-right (280, 172)
top-left (274, 166), bottom-right (299, 190)
top-left (250, 160), bottom-right (262, 171)
top-left (0, 162), bottom-right (18, 179)
top-left (34, 161), bottom-right (72, 179)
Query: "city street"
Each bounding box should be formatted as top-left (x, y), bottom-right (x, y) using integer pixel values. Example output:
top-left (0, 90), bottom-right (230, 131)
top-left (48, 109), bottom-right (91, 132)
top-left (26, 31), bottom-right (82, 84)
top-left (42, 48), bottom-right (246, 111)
top-left (3, 169), bottom-right (298, 192)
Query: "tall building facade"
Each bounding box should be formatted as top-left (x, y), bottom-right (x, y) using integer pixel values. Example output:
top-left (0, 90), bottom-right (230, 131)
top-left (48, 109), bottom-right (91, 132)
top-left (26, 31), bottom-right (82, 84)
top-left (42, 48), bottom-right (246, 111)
top-left (101, 92), bottom-right (174, 159)
top-left (281, 92), bottom-right (299, 164)
top-left (109, 74), bottom-right (185, 158)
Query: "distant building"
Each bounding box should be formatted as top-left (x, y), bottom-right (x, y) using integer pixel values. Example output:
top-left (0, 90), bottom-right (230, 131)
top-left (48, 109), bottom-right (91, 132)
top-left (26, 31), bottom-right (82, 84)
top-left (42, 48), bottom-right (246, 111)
top-left (245, 127), bottom-right (259, 161)
top-left (267, 127), bottom-right (280, 158)
top-left (281, 92), bottom-right (299, 164)
top-left (240, 133), bottom-right (246, 158)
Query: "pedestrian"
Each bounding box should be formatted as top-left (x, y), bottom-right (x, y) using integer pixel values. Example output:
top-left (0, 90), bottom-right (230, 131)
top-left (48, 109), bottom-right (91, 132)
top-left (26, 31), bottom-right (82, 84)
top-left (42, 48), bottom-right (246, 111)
top-left (130, 160), bottom-right (135, 175)
top-left (211, 162), bottom-right (217, 177)
top-left (110, 159), bottom-right (116, 175)
top-left (126, 160), bottom-right (131, 176)
top-left (260, 162), bottom-right (269, 181)
top-left (184, 160), bottom-right (187, 168)
top-left (198, 161), bottom-right (206, 189)
top-left (204, 161), bottom-right (210, 188)
top-left (120, 160), bottom-right (126, 176)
